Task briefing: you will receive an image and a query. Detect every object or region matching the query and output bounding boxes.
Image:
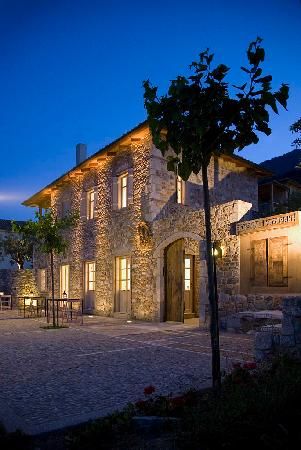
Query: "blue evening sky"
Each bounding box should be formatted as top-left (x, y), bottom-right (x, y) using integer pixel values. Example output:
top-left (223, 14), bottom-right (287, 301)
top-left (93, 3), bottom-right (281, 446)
top-left (0, 0), bottom-right (300, 219)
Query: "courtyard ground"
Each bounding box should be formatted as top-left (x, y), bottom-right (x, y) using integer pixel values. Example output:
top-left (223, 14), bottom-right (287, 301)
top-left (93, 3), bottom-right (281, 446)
top-left (0, 311), bottom-right (254, 435)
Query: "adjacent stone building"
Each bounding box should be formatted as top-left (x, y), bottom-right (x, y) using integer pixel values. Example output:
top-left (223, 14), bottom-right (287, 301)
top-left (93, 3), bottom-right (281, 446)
top-left (24, 121), bottom-right (290, 322)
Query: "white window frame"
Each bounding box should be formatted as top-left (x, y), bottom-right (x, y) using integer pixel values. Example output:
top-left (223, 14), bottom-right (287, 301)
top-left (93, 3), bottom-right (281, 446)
top-left (116, 256), bottom-right (131, 292)
top-left (176, 176), bottom-right (185, 204)
top-left (87, 189), bottom-right (95, 219)
top-left (85, 261), bottom-right (96, 291)
top-left (184, 257), bottom-right (191, 291)
top-left (118, 173), bottom-right (128, 209)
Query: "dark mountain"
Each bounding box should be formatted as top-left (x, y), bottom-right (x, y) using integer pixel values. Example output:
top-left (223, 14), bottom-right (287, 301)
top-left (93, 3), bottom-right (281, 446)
top-left (260, 149), bottom-right (301, 176)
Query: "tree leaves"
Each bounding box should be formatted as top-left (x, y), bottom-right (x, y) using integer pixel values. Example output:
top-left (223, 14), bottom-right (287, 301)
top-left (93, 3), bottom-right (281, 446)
top-left (143, 38), bottom-right (289, 179)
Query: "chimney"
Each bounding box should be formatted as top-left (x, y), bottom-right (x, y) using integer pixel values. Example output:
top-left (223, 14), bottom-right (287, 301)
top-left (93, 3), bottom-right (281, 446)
top-left (76, 143), bottom-right (87, 165)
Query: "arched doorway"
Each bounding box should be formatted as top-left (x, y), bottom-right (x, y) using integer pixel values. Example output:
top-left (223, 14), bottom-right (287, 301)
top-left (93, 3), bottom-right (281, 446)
top-left (154, 232), bottom-right (206, 323)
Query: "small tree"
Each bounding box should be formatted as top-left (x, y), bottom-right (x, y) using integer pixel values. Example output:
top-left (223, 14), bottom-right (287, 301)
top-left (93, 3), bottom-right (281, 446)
top-left (143, 37), bottom-right (288, 391)
top-left (0, 222), bottom-right (33, 270)
top-left (28, 210), bottom-right (77, 327)
top-left (291, 118), bottom-right (301, 148)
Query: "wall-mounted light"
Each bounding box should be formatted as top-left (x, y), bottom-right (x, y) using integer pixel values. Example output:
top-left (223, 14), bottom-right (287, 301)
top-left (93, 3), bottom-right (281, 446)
top-left (212, 242), bottom-right (223, 259)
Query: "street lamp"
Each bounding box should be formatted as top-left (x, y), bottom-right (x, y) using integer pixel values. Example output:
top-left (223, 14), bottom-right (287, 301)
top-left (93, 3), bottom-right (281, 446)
top-left (212, 242), bottom-right (223, 309)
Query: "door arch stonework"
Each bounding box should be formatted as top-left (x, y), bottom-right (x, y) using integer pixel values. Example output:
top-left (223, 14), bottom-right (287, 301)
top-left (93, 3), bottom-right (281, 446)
top-left (153, 232), bottom-right (208, 322)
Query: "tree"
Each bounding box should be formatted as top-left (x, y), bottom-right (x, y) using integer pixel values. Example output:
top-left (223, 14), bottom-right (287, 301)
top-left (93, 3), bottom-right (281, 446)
top-left (0, 222), bottom-right (33, 270)
top-left (143, 37), bottom-right (288, 391)
top-left (290, 118), bottom-right (301, 148)
top-left (27, 210), bottom-right (77, 328)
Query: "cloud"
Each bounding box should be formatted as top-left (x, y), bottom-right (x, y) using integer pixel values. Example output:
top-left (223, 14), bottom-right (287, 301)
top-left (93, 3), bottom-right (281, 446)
top-left (0, 192), bottom-right (27, 202)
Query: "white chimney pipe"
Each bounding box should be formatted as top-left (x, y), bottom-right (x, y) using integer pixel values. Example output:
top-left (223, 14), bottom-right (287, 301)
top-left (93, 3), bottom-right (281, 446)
top-left (76, 143), bottom-right (87, 165)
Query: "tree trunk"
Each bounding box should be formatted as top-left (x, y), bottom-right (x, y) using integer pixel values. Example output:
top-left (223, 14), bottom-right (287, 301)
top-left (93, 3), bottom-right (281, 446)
top-left (50, 250), bottom-right (56, 327)
top-left (201, 163), bottom-right (221, 392)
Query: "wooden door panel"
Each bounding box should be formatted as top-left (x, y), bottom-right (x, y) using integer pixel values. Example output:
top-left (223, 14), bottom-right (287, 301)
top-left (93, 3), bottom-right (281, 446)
top-left (165, 240), bottom-right (184, 322)
top-left (268, 236), bottom-right (288, 287)
top-left (250, 239), bottom-right (267, 286)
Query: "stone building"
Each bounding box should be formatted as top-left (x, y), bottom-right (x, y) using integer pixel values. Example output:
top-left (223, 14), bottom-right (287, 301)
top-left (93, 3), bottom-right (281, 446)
top-left (23, 121), bottom-right (281, 322)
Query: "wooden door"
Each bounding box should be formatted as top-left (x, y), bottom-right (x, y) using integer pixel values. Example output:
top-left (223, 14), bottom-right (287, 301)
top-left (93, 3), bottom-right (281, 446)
top-left (184, 255), bottom-right (194, 315)
top-left (165, 239), bottom-right (184, 322)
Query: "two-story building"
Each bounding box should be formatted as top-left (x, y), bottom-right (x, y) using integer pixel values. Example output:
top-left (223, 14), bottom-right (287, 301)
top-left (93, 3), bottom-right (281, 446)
top-left (23, 121), bottom-right (301, 322)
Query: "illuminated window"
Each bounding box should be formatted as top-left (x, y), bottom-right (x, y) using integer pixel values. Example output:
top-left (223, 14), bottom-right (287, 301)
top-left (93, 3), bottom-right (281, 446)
top-left (60, 264), bottom-right (69, 298)
top-left (118, 173), bottom-right (128, 208)
top-left (87, 190), bottom-right (95, 219)
top-left (176, 176), bottom-right (185, 204)
top-left (86, 262), bottom-right (95, 291)
top-left (184, 257), bottom-right (191, 291)
top-left (39, 269), bottom-right (47, 292)
top-left (117, 256), bottom-right (131, 291)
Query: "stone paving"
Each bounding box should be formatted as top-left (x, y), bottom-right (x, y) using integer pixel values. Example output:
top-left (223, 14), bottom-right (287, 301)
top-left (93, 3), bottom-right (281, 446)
top-left (0, 311), bottom-right (254, 435)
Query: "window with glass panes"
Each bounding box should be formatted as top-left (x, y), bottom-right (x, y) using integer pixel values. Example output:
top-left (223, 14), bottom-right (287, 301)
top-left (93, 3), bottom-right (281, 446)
top-left (118, 256), bottom-right (131, 291)
top-left (176, 176), bottom-right (185, 204)
top-left (118, 174), bottom-right (128, 208)
top-left (87, 190), bottom-right (95, 219)
top-left (184, 257), bottom-right (191, 291)
top-left (86, 262), bottom-right (95, 291)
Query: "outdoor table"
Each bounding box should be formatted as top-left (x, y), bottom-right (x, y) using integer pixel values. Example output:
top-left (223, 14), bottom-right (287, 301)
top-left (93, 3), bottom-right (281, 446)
top-left (0, 295), bottom-right (12, 310)
top-left (18, 297), bottom-right (46, 318)
top-left (46, 298), bottom-right (84, 325)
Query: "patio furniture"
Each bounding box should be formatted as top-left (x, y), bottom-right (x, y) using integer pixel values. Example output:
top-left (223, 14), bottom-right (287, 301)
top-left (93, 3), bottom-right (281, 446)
top-left (46, 298), bottom-right (84, 325)
top-left (0, 294), bottom-right (12, 310)
top-left (18, 297), bottom-right (46, 318)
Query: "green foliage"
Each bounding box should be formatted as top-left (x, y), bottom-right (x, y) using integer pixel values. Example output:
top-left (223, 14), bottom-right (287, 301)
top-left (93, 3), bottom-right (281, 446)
top-left (27, 210), bottom-right (78, 257)
top-left (291, 117), bottom-right (301, 148)
top-left (0, 221), bottom-right (33, 269)
top-left (143, 37), bottom-right (289, 180)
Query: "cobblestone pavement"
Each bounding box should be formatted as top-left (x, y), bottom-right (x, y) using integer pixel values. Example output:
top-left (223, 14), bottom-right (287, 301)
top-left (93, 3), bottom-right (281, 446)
top-left (0, 311), bottom-right (254, 435)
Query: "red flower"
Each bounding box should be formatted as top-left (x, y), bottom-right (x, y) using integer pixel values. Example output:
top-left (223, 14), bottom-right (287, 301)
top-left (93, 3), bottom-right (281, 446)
top-left (243, 361), bottom-right (257, 370)
top-left (144, 385), bottom-right (156, 396)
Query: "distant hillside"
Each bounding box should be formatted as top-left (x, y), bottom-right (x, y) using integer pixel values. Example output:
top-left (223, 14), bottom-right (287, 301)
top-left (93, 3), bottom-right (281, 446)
top-left (261, 149), bottom-right (301, 176)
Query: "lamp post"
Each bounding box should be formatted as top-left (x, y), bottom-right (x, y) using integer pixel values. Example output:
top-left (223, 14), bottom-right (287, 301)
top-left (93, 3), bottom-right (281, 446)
top-left (212, 242), bottom-right (223, 311)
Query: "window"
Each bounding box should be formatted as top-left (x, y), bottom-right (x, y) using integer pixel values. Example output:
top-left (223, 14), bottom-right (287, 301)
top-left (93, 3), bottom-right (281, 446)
top-left (250, 236), bottom-right (288, 287)
top-left (85, 262), bottom-right (95, 291)
top-left (61, 200), bottom-right (71, 217)
top-left (87, 190), bottom-right (95, 219)
top-left (60, 264), bottom-right (70, 297)
top-left (176, 176), bottom-right (185, 204)
top-left (39, 269), bottom-right (47, 292)
top-left (184, 257), bottom-right (191, 291)
top-left (118, 173), bottom-right (128, 209)
top-left (116, 256), bottom-right (131, 291)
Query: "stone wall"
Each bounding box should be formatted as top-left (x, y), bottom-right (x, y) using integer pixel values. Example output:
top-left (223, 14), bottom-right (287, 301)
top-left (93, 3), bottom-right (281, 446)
top-left (255, 296), bottom-right (301, 361)
top-left (33, 134), bottom-right (262, 322)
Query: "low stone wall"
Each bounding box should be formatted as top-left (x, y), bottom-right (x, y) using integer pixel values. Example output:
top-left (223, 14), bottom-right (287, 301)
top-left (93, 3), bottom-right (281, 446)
top-left (218, 293), bottom-right (283, 316)
top-left (10, 270), bottom-right (39, 307)
top-left (255, 296), bottom-right (301, 361)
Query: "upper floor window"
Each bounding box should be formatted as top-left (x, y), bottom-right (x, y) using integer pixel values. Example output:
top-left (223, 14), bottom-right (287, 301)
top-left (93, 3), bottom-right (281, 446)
top-left (87, 189), bottom-right (95, 219)
top-left (112, 169), bottom-right (133, 210)
top-left (80, 187), bottom-right (97, 220)
top-left (176, 176), bottom-right (185, 204)
top-left (118, 173), bottom-right (128, 208)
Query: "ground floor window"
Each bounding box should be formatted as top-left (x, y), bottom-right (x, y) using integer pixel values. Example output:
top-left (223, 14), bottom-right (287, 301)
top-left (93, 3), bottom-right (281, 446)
top-left (60, 264), bottom-right (70, 297)
top-left (115, 256), bottom-right (131, 313)
top-left (251, 236), bottom-right (288, 287)
top-left (85, 261), bottom-right (95, 291)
